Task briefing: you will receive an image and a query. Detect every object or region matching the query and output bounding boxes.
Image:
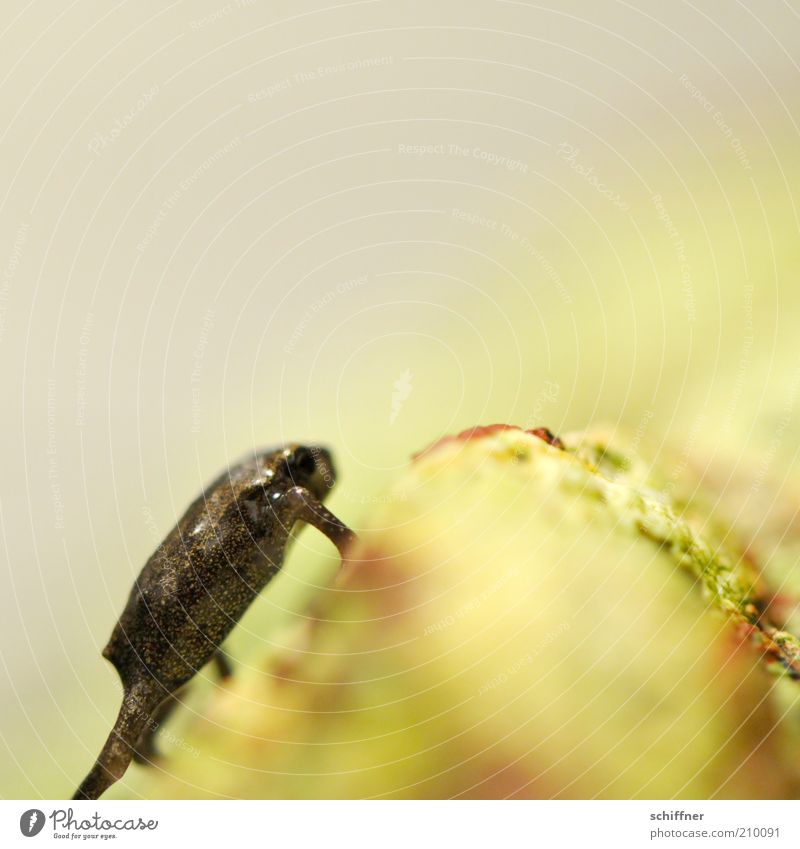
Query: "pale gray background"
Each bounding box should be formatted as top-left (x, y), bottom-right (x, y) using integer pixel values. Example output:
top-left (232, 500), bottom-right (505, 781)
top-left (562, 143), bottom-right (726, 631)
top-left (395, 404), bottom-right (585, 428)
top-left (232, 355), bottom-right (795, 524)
top-left (2, 0), bottom-right (799, 797)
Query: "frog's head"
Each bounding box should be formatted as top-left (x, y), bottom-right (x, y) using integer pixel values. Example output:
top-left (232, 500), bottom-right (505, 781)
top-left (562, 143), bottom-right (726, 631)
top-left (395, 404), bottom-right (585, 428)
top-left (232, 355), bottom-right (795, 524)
top-left (279, 444), bottom-right (336, 501)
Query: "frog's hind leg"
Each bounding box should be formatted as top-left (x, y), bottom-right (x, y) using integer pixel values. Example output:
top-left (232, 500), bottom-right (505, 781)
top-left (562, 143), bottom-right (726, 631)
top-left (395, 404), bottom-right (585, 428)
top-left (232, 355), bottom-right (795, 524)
top-left (213, 647), bottom-right (233, 679)
top-left (132, 649), bottom-right (232, 765)
top-left (132, 689), bottom-right (181, 765)
top-left (72, 678), bottom-right (162, 800)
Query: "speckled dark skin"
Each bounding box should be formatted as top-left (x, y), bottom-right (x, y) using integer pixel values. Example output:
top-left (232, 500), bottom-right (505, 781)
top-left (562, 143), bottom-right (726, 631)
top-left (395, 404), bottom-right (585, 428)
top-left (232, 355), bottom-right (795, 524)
top-left (73, 444), bottom-right (354, 801)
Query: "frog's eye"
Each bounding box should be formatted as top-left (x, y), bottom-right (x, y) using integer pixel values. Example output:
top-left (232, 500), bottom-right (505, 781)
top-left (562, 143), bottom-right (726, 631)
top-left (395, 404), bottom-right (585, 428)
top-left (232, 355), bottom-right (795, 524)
top-left (288, 447), bottom-right (317, 478)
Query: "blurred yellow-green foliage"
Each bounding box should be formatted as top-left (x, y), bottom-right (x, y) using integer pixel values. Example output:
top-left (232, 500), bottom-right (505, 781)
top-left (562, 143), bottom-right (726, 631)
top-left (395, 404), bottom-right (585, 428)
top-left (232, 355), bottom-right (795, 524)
top-left (125, 427), bottom-right (800, 798)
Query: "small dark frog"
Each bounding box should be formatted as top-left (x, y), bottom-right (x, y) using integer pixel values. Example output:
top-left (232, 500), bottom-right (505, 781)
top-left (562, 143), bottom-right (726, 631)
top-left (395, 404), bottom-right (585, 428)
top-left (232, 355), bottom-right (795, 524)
top-left (73, 444), bottom-right (355, 800)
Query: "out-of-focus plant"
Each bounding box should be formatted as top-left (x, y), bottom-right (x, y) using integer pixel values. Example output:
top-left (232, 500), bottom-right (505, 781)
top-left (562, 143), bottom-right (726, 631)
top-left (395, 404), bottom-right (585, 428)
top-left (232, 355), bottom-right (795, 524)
top-left (125, 425), bottom-right (800, 799)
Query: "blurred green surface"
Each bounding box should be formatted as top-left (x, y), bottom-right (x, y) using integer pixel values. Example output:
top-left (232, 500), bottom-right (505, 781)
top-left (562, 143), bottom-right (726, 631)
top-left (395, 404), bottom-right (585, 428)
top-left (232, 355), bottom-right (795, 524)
top-left (122, 428), bottom-right (800, 799)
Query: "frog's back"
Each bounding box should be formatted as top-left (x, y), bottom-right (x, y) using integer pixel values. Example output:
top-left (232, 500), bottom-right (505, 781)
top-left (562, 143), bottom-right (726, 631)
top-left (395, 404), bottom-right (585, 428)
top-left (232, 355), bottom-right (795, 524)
top-left (102, 458), bottom-right (268, 685)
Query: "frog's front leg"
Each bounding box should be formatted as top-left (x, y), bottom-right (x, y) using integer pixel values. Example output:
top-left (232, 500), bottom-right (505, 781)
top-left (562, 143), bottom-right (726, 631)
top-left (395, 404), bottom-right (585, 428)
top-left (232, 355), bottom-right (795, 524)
top-left (284, 486), bottom-right (356, 557)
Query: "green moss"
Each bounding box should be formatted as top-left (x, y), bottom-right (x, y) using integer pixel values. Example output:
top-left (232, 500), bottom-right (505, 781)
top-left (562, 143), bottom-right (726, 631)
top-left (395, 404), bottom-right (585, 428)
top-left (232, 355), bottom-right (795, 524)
top-left (562, 430), bottom-right (800, 681)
